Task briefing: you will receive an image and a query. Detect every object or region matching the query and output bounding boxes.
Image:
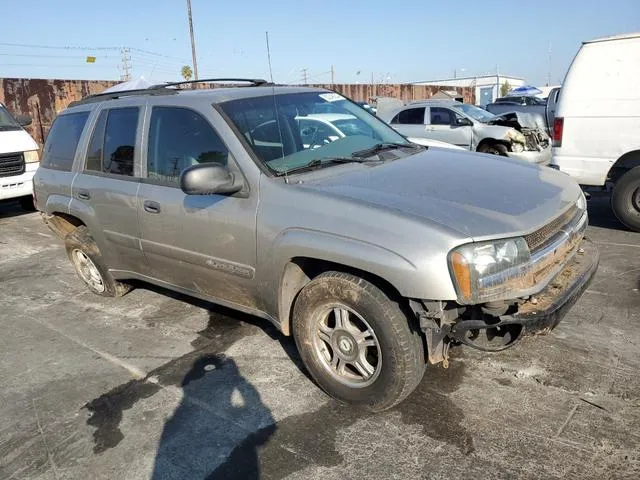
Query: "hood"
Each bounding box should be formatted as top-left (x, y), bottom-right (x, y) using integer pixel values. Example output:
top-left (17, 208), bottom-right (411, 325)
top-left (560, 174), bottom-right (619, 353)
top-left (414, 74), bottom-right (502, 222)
top-left (487, 111), bottom-right (546, 132)
top-left (298, 149), bottom-right (581, 240)
top-left (0, 129), bottom-right (39, 155)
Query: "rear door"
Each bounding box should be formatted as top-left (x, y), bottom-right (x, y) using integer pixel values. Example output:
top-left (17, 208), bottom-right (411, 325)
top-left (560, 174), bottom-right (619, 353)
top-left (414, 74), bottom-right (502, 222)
top-left (389, 107), bottom-right (426, 138)
top-left (426, 107), bottom-right (472, 149)
top-left (137, 103), bottom-right (259, 309)
top-left (71, 102), bottom-right (147, 274)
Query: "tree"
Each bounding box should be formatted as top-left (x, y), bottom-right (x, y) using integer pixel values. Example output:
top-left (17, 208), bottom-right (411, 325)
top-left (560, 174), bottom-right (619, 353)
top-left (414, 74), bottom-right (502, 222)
top-left (181, 65), bottom-right (193, 81)
top-left (500, 80), bottom-right (511, 97)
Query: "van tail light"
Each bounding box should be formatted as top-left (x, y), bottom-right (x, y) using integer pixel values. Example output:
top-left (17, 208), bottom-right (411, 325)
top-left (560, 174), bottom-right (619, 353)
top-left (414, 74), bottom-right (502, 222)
top-left (552, 117), bottom-right (564, 147)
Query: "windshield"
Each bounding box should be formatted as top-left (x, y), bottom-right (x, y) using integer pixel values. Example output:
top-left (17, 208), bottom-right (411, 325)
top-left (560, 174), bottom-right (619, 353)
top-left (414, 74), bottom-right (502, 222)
top-left (452, 103), bottom-right (495, 123)
top-left (0, 105), bottom-right (22, 131)
top-left (219, 92), bottom-right (411, 174)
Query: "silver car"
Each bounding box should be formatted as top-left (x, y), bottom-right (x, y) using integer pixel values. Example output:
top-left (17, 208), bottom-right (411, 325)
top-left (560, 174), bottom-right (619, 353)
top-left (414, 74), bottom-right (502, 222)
top-left (34, 81), bottom-right (597, 410)
top-left (379, 99), bottom-right (551, 164)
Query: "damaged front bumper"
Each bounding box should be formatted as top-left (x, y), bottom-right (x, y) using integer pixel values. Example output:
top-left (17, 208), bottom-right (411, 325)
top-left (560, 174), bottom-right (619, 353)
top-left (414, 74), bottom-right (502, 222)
top-left (506, 146), bottom-right (551, 165)
top-left (417, 238), bottom-right (598, 366)
top-left (449, 239), bottom-right (599, 349)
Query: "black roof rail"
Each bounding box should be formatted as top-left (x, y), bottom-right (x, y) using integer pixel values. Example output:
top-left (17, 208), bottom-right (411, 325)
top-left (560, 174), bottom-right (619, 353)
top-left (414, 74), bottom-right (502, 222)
top-left (68, 87), bottom-right (177, 107)
top-left (68, 78), bottom-right (271, 107)
top-left (147, 78), bottom-right (271, 89)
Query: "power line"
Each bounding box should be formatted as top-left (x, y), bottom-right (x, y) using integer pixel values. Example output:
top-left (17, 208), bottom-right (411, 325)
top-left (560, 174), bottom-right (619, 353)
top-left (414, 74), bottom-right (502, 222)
top-left (0, 42), bottom-right (191, 62)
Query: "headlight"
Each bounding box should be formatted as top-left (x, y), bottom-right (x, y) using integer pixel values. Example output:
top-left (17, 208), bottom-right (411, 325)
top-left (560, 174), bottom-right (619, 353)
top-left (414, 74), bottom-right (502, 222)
top-left (449, 237), bottom-right (531, 303)
top-left (24, 150), bottom-right (39, 163)
top-left (576, 191), bottom-right (587, 211)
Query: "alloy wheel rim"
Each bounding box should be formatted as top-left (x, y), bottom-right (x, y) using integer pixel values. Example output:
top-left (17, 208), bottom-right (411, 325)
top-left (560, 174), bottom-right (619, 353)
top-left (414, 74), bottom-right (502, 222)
top-left (72, 249), bottom-right (105, 293)
top-left (313, 304), bottom-right (382, 388)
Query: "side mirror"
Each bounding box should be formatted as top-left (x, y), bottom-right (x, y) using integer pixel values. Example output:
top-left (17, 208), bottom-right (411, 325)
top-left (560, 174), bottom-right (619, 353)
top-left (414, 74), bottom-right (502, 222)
top-left (180, 163), bottom-right (242, 195)
top-left (456, 117), bottom-right (473, 127)
top-left (15, 114), bottom-right (32, 127)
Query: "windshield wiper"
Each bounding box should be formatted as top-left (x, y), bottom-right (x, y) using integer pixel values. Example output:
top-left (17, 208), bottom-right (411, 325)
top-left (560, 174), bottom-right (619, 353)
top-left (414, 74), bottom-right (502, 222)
top-left (351, 142), bottom-right (421, 158)
top-left (275, 157), bottom-right (380, 177)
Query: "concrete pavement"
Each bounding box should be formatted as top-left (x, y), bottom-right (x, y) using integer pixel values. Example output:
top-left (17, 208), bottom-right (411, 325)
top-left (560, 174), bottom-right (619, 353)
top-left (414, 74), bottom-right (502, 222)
top-left (0, 196), bottom-right (638, 479)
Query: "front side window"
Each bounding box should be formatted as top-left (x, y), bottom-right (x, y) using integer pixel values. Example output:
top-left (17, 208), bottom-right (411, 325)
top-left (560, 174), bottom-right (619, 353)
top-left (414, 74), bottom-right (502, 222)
top-left (41, 112), bottom-right (90, 171)
top-left (86, 107), bottom-right (139, 176)
top-left (429, 107), bottom-right (453, 126)
top-left (147, 107), bottom-right (228, 185)
top-left (219, 92), bottom-right (413, 175)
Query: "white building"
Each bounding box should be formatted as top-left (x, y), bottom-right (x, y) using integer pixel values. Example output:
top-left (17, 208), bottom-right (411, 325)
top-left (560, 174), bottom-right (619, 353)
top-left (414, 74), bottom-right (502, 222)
top-left (413, 74), bottom-right (525, 106)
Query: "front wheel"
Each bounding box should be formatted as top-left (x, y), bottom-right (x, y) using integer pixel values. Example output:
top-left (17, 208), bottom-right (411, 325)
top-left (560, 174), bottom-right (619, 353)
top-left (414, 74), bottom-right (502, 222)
top-left (611, 167), bottom-right (640, 232)
top-left (478, 143), bottom-right (508, 156)
top-left (292, 271), bottom-right (425, 411)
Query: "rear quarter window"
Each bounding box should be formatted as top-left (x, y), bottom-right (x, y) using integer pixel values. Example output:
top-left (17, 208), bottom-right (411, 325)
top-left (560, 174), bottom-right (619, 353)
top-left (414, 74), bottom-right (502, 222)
top-left (41, 112), bottom-right (90, 171)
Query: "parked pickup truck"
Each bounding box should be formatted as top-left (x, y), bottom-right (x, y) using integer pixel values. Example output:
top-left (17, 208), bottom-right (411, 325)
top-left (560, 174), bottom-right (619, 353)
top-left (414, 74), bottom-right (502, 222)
top-left (485, 87), bottom-right (561, 136)
top-left (34, 80), bottom-right (597, 411)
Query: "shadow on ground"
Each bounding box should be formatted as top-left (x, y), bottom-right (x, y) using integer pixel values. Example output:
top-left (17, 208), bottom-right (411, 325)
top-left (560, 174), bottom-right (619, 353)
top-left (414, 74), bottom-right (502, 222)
top-left (0, 200), bottom-right (32, 219)
top-left (83, 280), bottom-right (473, 479)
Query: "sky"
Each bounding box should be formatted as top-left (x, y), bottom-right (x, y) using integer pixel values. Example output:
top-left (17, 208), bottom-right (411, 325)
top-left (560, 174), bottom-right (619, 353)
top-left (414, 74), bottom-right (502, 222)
top-left (2, 0), bottom-right (639, 86)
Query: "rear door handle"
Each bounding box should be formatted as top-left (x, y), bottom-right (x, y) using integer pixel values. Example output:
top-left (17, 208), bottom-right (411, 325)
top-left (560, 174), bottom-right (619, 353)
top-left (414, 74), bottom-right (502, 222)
top-left (143, 200), bottom-right (161, 214)
top-left (77, 189), bottom-right (91, 200)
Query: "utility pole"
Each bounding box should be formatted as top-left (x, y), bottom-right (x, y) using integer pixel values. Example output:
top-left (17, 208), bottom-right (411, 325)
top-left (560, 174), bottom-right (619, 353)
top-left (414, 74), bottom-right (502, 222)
top-left (301, 68), bottom-right (308, 85)
top-left (119, 48), bottom-right (131, 81)
top-left (186, 0), bottom-right (199, 80)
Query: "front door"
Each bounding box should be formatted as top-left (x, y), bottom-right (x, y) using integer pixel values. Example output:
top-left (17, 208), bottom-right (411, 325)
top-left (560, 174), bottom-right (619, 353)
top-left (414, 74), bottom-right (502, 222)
top-left (71, 104), bottom-right (147, 274)
top-left (137, 105), bottom-right (259, 309)
top-left (426, 107), bottom-right (473, 149)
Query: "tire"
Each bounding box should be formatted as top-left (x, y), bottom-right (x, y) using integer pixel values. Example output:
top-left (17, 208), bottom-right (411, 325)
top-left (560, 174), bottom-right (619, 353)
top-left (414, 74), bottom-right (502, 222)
top-left (612, 167), bottom-right (640, 232)
top-left (292, 271), bottom-right (425, 411)
top-left (479, 143), bottom-right (508, 156)
top-left (64, 226), bottom-right (132, 297)
top-left (19, 195), bottom-right (36, 211)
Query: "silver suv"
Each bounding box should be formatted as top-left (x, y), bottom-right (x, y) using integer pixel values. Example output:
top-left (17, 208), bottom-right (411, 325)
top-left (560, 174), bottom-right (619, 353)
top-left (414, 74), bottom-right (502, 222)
top-left (34, 80), bottom-right (598, 411)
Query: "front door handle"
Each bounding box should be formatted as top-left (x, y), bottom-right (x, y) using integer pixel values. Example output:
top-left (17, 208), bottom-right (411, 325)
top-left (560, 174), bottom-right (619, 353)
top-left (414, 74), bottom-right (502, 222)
top-left (143, 200), bottom-right (161, 214)
top-left (77, 189), bottom-right (91, 200)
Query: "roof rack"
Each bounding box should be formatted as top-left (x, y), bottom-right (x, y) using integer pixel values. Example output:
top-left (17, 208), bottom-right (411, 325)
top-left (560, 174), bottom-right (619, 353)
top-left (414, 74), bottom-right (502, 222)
top-left (69, 78), bottom-right (271, 107)
top-left (68, 87), bottom-right (177, 107)
top-left (148, 78), bottom-right (271, 89)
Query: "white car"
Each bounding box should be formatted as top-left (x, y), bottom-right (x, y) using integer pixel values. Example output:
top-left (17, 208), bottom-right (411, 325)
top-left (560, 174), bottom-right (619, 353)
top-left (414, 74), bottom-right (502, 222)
top-left (294, 113), bottom-right (462, 150)
top-left (551, 32), bottom-right (640, 231)
top-left (0, 102), bottom-right (40, 209)
top-left (378, 99), bottom-right (551, 164)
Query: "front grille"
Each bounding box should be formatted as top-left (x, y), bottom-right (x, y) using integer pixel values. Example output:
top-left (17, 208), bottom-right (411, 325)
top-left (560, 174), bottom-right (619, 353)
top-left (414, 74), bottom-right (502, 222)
top-left (525, 205), bottom-right (580, 252)
top-left (0, 153), bottom-right (25, 178)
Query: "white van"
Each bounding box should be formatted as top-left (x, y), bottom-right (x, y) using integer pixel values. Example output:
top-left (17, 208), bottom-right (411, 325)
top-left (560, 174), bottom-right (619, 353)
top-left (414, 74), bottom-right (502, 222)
top-left (551, 32), bottom-right (640, 231)
top-left (0, 102), bottom-right (40, 210)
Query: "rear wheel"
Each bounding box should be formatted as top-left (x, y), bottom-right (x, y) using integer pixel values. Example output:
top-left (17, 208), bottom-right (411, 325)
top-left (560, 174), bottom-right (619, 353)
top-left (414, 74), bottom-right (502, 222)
top-left (612, 167), bottom-right (640, 232)
top-left (65, 226), bottom-right (132, 297)
top-left (292, 271), bottom-right (425, 411)
top-left (479, 143), bottom-right (508, 156)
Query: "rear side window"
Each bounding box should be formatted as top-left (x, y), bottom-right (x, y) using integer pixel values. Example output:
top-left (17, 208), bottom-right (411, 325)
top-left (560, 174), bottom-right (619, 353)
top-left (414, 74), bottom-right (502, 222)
top-left (429, 107), bottom-right (453, 125)
top-left (394, 107), bottom-right (425, 125)
top-left (41, 112), bottom-right (89, 171)
top-left (86, 107), bottom-right (139, 177)
top-left (146, 107), bottom-right (228, 185)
